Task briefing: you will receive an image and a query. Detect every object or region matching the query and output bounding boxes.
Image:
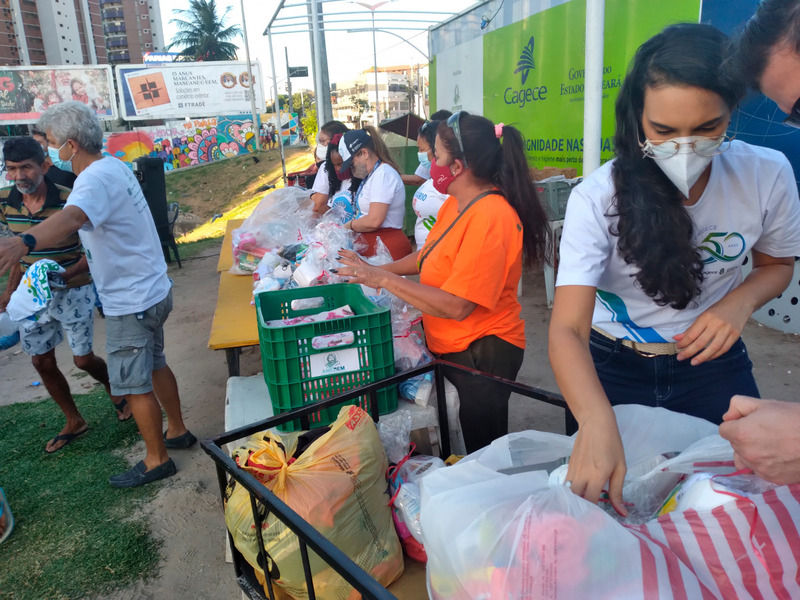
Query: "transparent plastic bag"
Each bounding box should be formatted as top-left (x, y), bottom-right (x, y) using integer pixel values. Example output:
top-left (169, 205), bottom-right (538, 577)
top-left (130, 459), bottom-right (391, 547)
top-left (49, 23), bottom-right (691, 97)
top-left (377, 410), bottom-right (413, 464)
top-left (230, 188), bottom-right (313, 274)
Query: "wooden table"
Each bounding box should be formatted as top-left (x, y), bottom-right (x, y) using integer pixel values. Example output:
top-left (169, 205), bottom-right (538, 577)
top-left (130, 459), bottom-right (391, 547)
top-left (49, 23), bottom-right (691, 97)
top-left (208, 270), bottom-right (259, 376)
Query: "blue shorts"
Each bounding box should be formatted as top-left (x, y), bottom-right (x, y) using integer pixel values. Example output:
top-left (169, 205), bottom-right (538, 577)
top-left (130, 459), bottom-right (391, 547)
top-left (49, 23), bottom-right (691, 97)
top-left (105, 290), bottom-right (172, 396)
top-left (589, 329), bottom-right (759, 424)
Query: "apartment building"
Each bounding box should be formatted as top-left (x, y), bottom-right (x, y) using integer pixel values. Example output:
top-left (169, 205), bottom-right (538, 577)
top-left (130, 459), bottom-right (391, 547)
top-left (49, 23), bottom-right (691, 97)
top-left (332, 65), bottom-right (429, 126)
top-left (0, 0), bottom-right (163, 66)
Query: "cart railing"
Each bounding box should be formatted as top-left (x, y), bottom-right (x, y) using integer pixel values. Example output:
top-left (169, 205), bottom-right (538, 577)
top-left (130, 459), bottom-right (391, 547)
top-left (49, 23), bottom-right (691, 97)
top-left (201, 360), bottom-right (572, 600)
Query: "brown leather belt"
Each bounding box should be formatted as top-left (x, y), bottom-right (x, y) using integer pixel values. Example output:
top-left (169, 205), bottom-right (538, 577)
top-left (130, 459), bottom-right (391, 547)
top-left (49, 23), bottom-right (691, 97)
top-left (592, 326), bottom-right (679, 357)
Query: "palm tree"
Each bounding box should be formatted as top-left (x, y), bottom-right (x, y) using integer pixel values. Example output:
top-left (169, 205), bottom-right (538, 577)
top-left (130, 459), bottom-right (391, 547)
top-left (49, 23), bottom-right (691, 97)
top-left (167, 0), bottom-right (242, 62)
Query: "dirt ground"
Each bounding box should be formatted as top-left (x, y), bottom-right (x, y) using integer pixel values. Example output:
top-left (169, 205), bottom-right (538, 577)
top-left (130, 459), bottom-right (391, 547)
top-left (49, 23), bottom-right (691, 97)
top-left (2, 244), bottom-right (800, 599)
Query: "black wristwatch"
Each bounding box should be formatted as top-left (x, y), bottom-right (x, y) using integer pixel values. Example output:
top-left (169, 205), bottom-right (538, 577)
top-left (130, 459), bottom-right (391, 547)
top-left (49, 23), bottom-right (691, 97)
top-left (21, 233), bottom-right (36, 255)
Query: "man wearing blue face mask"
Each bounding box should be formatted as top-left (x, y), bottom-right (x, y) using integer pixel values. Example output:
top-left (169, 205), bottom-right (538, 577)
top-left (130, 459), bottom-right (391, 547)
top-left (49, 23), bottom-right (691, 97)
top-left (32, 128), bottom-right (76, 189)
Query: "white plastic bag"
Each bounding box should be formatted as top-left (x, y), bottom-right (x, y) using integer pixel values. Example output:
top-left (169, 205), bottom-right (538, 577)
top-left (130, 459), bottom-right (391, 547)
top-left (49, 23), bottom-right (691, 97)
top-left (420, 405), bottom-right (795, 600)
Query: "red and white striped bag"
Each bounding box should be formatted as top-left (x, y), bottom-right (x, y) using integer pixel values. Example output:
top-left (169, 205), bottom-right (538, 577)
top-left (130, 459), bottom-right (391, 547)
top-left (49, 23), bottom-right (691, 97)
top-left (626, 483), bottom-right (800, 599)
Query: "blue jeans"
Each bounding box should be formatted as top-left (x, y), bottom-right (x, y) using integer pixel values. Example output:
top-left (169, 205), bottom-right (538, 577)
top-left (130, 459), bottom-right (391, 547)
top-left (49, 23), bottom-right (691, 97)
top-left (589, 330), bottom-right (759, 425)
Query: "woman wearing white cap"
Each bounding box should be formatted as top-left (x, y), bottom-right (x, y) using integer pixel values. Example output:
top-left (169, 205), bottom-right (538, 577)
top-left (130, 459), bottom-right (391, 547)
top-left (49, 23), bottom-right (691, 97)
top-left (337, 126), bottom-right (412, 260)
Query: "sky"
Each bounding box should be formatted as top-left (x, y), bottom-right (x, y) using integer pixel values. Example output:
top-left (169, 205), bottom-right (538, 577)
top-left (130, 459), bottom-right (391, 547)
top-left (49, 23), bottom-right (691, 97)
top-left (158, 0), bottom-right (477, 99)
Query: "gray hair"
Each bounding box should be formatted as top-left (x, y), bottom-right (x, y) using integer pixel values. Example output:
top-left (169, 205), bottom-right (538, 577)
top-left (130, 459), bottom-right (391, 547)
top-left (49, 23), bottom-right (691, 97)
top-left (37, 101), bottom-right (103, 154)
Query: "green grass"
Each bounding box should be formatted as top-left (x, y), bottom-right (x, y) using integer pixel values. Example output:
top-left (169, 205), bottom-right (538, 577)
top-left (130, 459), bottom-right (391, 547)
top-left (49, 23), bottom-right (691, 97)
top-left (176, 234), bottom-right (224, 260)
top-left (0, 387), bottom-right (160, 600)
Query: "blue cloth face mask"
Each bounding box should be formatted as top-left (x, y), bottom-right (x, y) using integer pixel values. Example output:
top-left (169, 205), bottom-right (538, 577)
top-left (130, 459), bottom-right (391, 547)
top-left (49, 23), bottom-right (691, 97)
top-left (417, 152), bottom-right (431, 169)
top-left (48, 146), bottom-right (73, 172)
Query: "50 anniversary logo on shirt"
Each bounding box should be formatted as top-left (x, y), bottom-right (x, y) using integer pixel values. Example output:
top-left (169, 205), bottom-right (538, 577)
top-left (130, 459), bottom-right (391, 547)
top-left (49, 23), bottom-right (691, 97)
top-left (698, 231), bottom-right (746, 264)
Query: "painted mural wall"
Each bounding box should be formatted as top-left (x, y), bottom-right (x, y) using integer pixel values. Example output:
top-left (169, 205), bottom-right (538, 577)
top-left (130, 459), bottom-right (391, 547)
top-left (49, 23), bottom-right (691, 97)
top-left (103, 115), bottom-right (258, 170)
top-left (102, 110), bottom-right (302, 171)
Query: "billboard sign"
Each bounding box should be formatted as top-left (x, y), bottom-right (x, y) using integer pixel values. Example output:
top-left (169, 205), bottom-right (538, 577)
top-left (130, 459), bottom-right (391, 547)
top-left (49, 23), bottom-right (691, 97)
top-left (435, 36), bottom-right (484, 114)
top-left (115, 60), bottom-right (264, 121)
top-left (0, 65), bottom-right (116, 124)
top-left (481, 0), bottom-right (702, 173)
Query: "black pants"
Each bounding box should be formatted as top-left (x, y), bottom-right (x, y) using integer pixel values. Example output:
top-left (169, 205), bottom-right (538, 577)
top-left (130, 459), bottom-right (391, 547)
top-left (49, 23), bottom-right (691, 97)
top-left (439, 335), bottom-right (524, 453)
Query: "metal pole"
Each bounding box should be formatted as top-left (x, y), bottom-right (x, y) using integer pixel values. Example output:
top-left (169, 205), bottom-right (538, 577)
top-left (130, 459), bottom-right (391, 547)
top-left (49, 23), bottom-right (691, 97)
top-left (310, 0), bottom-right (333, 126)
top-left (268, 29), bottom-right (287, 184)
top-left (582, 0), bottom-right (605, 176)
top-left (240, 0), bottom-right (262, 151)
top-left (315, 2), bottom-right (333, 125)
top-left (307, 0), bottom-right (319, 128)
top-left (285, 46), bottom-right (293, 112)
top-left (371, 11), bottom-right (380, 126)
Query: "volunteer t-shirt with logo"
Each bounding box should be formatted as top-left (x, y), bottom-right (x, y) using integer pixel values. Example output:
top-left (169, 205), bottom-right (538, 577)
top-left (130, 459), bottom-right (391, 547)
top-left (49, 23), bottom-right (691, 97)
top-left (65, 157), bottom-right (170, 316)
top-left (355, 162), bottom-right (405, 230)
top-left (311, 161), bottom-right (331, 195)
top-left (419, 192), bottom-right (524, 354)
top-left (412, 178), bottom-right (447, 247)
top-left (556, 141), bottom-right (800, 342)
top-left (327, 187), bottom-right (356, 223)
top-left (415, 162), bottom-right (431, 180)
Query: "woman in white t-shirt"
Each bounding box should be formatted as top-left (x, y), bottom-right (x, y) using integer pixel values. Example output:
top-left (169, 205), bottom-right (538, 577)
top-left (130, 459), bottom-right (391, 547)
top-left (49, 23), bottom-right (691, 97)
top-left (336, 126), bottom-right (412, 260)
top-left (411, 120), bottom-right (448, 247)
top-left (310, 120), bottom-right (349, 213)
top-left (548, 23), bottom-right (800, 513)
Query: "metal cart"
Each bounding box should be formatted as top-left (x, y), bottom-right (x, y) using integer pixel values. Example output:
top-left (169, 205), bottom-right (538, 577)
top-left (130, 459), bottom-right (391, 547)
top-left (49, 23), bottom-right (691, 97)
top-left (202, 361), bottom-right (574, 600)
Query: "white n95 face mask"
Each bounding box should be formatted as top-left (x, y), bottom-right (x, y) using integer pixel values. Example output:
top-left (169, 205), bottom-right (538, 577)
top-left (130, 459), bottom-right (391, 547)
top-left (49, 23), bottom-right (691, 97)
top-left (315, 143), bottom-right (328, 161)
top-left (643, 136), bottom-right (722, 197)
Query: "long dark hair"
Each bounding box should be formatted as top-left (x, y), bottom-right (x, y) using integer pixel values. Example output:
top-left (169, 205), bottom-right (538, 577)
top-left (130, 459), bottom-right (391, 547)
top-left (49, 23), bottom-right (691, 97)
top-left (319, 120), bottom-right (349, 138)
top-left (729, 0), bottom-right (800, 89)
top-left (612, 23), bottom-right (744, 309)
top-left (436, 113), bottom-right (550, 267)
top-left (325, 137), bottom-right (361, 196)
top-left (418, 119), bottom-right (440, 149)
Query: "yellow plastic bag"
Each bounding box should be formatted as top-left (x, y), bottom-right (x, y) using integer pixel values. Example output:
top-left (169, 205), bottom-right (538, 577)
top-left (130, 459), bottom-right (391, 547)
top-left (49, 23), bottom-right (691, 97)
top-left (225, 405), bottom-right (404, 599)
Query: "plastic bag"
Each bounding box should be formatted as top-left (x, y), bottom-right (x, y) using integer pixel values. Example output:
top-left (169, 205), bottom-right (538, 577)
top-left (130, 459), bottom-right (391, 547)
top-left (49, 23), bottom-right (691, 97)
top-left (420, 405), bottom-right (800, 599)
top-left (377, 411), bottom-right (413, 464)
top-left (423, 471), bottom-right (657, 600)
top-left (388, 454), bottom-right (446, 548)
top-left (394, 330), bottom-right (432, 374)
top-left (292, 242), bottom-right (329, 287)
top-left (225, 405), bottom-right (404, 599)
top-left (230, 188), bottom-right (313, 274)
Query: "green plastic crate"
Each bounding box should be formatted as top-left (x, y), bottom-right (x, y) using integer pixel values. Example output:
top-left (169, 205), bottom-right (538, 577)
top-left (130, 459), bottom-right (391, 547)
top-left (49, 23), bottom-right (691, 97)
top-left (256, 284), bottom-right (396, 431)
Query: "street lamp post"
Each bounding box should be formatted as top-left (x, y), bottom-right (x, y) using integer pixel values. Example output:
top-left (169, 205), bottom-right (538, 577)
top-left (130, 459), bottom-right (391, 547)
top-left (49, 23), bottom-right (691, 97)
top-left (371, 11), bottom-right (379, 126)
top-left (347, 27), bottom-right (430, 119)
top-left (354, 1), bottom-right (393, 127)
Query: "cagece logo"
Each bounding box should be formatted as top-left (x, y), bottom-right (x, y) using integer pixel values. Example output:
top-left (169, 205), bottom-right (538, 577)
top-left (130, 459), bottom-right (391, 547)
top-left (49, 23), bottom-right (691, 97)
top-left (514, 36), bottom-right (535, 84)
top-left (505, 36), bottom-right (547, 108)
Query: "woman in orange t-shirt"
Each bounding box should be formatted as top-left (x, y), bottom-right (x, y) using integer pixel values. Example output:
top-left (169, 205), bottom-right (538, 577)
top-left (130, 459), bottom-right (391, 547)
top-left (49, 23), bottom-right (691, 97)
top-left (337, 112), bottom-right (550, 452)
